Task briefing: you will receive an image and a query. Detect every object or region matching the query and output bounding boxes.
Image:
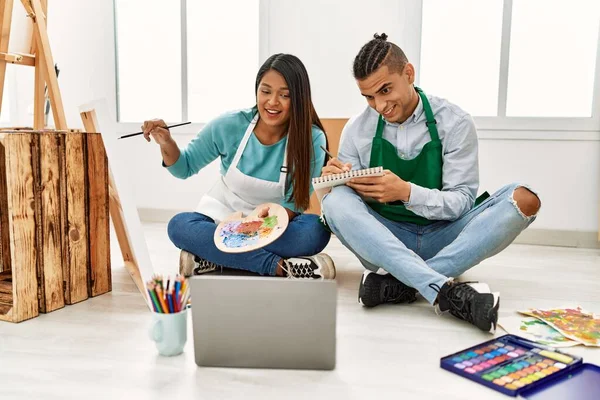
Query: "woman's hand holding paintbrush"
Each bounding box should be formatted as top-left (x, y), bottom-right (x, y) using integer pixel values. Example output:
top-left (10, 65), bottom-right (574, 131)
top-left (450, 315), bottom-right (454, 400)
top-left (141, 118), bottom-right (183, 166)
top-left (119, 120), bottom-right (191, 140)
top-left (141, 118), bottom-right (177, 145)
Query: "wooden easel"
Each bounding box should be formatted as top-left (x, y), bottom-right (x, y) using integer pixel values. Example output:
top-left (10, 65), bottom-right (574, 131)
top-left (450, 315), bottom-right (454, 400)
top-left (0, 0), bottom-right (66, 130)
top-left (0, 0), bottom-right (145, 299)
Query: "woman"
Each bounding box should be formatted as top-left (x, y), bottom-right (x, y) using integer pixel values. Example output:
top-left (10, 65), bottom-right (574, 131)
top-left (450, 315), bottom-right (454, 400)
top-left (142, 54), bottom-right (335, 279)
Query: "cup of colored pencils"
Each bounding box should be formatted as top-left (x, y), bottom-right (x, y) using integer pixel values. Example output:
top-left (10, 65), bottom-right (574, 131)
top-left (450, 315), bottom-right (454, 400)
top-left (147, 274), bottom-right (189, 314)
top-left (147, 274), bottom-right (189, 357)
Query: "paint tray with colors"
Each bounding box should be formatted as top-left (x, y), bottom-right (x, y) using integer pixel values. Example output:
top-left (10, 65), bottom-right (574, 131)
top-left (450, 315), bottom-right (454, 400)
top-left (440, 334), bottom-right (600, 398)
top-left (214, 203), bottom-right (289, 253)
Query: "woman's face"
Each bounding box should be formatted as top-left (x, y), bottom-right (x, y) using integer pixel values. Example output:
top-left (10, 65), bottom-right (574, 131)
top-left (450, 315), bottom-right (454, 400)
top-left (256, 69), bottom-right (291, 129)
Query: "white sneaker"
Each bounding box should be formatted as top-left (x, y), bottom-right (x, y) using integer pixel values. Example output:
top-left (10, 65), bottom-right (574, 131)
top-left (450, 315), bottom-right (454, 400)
top-left (281, 253), bottom-right (336, 280)
top-left (178, 250), bottom-right (219, 277)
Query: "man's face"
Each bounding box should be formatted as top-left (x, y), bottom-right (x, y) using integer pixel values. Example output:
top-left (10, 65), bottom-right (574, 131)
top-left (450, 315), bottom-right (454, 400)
top-left (357, 63), bottom-right (417, 124)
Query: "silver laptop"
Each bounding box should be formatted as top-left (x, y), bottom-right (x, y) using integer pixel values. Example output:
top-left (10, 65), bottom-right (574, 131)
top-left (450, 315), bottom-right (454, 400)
top-left (190, 275), bottom-right (337, 370)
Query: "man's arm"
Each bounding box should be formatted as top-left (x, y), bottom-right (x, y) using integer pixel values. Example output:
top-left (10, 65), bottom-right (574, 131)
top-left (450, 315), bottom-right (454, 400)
top-left (404, 115), bottom-right (479, 220)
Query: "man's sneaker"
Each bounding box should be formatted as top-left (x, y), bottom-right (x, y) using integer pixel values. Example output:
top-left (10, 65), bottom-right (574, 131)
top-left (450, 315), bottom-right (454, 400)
top-left (430, 281), bottom-right (500, 333)
top-left (282, 253), bottom-right (336, 279)
top-left (358, 270), bottom-right (418, 307)
top-left (179, 250), bottom-right (221, 277)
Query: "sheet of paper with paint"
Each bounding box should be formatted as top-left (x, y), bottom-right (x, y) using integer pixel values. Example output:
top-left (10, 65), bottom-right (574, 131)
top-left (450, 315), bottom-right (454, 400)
top-left (519, 306), bottom-right (600, 347)
top-left (499, 315), bottom-right (579, 348)
top-left (214, 203), bottom-right (289, 253)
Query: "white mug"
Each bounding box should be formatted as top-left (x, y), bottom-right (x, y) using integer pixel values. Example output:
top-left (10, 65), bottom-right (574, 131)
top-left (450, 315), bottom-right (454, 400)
top-left (148, 308), bottom-right (188, 356)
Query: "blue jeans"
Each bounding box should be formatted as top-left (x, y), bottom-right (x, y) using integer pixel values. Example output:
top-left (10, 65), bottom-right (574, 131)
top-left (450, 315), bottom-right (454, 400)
top-left (167, 212), bottom-right (331, 276)
top-left (322, 183), bottom-right (538, 304)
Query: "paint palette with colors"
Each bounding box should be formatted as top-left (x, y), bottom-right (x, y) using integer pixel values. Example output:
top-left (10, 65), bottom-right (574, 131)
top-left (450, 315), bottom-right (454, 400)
top-left (214, 203), bottom-right (289, 253)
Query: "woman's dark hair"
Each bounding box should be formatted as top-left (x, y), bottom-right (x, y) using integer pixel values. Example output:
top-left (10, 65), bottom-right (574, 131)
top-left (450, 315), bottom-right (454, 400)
top-left (255, 53), bottom-right (328, 211)
top-left (353, 33), bottom-right (408, 80)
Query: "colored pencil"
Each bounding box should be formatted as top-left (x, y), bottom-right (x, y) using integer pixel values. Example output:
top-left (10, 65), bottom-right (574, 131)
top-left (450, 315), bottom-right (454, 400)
top-left (155, 286), bottom-right (169, 313)
top-left (167, 290), bottom-right (174, 313)
top-left (180, 285), bottom-right (190, 309)
top-left (147, 288), bottom-right (158, 312)
top-left (174, 281), bottom-right (180, 312)
top-left (180, 279), bottom-right (187, 297)
top-left (147, 283), bottom-right (162, 313)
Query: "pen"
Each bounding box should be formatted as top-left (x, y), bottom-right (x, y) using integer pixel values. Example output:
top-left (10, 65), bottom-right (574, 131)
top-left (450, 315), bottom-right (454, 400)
top-left (320, 145), bottom-right (334, 159)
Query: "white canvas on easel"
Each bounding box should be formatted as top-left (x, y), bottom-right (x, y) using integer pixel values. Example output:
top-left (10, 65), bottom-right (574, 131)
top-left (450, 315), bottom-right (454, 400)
top-left (79, 99), bottom-right (154, 306)
top-left (0, 0), bottom-right (33, 126)
top-left (8, 3), bottom-right (33, 54)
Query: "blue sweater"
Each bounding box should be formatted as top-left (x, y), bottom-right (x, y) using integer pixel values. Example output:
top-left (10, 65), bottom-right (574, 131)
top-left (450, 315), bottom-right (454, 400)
top-left (166, 108), bottom-right (326, 212)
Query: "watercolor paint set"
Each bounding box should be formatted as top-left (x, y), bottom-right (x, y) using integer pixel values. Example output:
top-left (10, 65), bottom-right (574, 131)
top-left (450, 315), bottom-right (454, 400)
top-left (440, 334), bottom-right (600, 399)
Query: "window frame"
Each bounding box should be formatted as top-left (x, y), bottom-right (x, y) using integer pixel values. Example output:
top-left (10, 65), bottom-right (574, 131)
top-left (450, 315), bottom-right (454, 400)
top-left (113, 0), bottom-right (265, 135)
top-left (112, 0), bottom-right (600, 139)
top-left (416, 0), bottom-right (600, 138)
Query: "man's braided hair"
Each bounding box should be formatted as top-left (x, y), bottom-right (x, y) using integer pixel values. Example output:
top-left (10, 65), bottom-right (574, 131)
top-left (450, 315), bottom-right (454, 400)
top-left (353, 33), bottom-right (409, 79)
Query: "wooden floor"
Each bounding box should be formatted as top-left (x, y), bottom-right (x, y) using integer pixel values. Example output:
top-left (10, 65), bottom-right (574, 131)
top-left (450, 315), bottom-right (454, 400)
top-left (1, 223), bottom-right (599, 400)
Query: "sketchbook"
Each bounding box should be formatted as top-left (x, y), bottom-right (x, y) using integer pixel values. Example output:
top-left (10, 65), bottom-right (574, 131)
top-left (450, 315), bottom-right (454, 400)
top-left (311, 167), bottom-right (384, 190)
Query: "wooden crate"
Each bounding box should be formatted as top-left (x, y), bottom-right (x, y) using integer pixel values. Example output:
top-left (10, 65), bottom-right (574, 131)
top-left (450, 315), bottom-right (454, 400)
top-left (86, 132), bottom-right (111, 297)
top-left (0, 130), bottom-right (110, 323)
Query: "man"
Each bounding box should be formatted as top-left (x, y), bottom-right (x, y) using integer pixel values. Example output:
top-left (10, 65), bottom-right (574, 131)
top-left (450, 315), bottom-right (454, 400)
top-left (320, 33), bottom-right (540, 332)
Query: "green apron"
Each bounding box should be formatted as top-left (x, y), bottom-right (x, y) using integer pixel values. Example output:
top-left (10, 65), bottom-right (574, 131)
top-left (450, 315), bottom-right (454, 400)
top-left (367, 86), bottom-right (488, 225)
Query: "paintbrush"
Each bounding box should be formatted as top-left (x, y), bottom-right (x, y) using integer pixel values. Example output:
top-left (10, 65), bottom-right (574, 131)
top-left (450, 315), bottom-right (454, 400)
top-left (118, 121), bottom-right (191, 139)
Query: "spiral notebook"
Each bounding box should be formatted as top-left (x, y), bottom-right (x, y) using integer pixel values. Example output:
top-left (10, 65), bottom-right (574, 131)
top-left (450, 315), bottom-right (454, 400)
top-left (312, 167), bottom-right (384, 190)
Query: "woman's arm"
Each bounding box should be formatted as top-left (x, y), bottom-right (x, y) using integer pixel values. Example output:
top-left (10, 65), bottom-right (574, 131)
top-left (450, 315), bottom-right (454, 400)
top-left (143, 118), bottom-right (179, 164)
top-left (159, 138), bottom-right (181, 167)
top-left (142, 118), bottom-right (220, 179)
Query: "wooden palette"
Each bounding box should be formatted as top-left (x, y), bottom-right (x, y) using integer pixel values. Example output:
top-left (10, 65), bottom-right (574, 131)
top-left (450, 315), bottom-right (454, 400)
top-left (214, 203), bottom-right (289, 253)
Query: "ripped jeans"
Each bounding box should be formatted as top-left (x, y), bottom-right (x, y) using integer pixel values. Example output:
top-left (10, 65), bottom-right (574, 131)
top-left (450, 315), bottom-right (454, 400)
top-left (322, 183), bottom-right (539, 304)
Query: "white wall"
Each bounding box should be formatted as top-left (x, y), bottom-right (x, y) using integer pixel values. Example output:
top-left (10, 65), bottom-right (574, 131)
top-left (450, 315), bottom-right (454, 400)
top-left (264, 0), bottom-right (423, 118)
top-left (478, 140), bottom-right (600, 232)
top-left (7, 0), bottom-right (600, 235)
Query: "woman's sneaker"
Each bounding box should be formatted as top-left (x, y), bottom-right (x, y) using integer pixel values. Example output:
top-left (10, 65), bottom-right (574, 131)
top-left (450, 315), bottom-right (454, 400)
top-left (281, 253), bottom-right (336, 279)
top-left (179, 250), bottom-right (222, 277)
top-left (430, 281), bottom-right (500, 333)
